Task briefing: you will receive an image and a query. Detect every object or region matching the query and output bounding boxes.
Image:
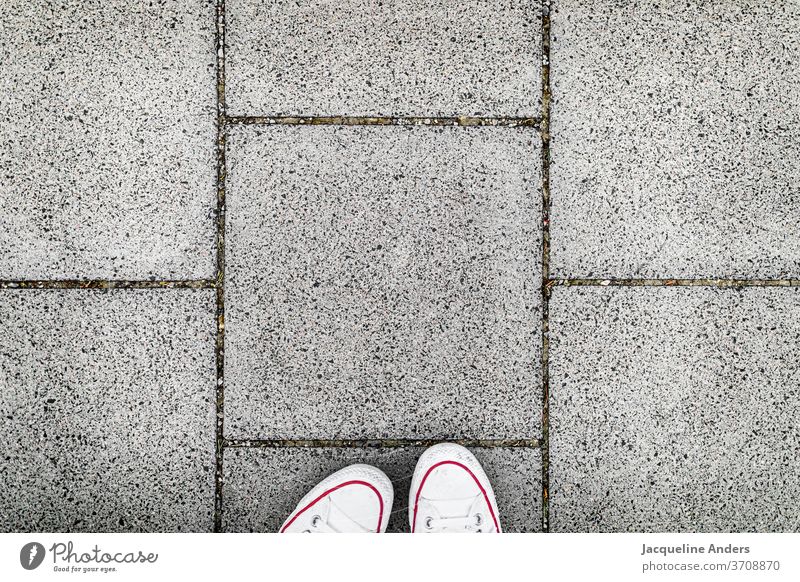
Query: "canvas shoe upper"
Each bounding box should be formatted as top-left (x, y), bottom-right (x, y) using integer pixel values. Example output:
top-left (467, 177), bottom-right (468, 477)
top-left (280, 464), bottom-right (394, 533)
top-left (409, 443), bottom-right (501, 533)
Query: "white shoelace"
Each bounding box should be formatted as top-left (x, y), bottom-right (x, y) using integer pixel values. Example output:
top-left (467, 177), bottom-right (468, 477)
top-left (420, 495), bottom-right (489, 533)
top-left (425, 514), bottom-right (484, 533)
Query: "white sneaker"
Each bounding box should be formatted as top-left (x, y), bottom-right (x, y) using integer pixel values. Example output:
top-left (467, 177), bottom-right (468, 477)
top-left (409, 443), bottom-right (501, 533)
top-left (280, 464), bottom-right (393, 533)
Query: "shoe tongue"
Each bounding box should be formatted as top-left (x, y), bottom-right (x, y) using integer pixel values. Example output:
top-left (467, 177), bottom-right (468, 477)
top-left (325, 496), bottom-right (372, 532)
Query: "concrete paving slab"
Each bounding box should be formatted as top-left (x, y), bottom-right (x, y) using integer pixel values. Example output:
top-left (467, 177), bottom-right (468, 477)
top-left (0, 0), bottom-right (216, 280)
top-left (549, 286), bottom-right (800, 532)
top-left (225, 125), bottom-right (541, 440)
top-left (550, 0), bottom-right (800, 278)
top-left (225, 0), bottom-right (541, 117)
top-left (0, 290), bottom-right (216, 532)
top-left (223, 446), bottom-right (541, 532)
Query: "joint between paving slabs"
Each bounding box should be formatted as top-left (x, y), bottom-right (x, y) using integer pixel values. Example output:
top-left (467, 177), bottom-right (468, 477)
top-left (225, 115), bottom-right (540, 128)
top-left (3, 279), bottom-right (796, 292)
top-left (540, 0), bottom-right (553, 534)
top-left (550, 279), bottom-right (800, 288)
top-left (3, 278), bottom-right (796, 292)
top-left (224, 438), bottom-right (541, 449)
top-left (213, 0), bottom-right (227, 535)
top-left (0, 280), bottom-right (215, 290)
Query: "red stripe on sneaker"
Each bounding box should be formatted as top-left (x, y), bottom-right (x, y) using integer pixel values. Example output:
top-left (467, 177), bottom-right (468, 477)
top-left (280, 480), bottom-right (385, 533)
top-left (411, 461), bottom-right (500, 533)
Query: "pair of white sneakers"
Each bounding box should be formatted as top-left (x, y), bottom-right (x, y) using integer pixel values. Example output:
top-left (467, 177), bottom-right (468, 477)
top-left (280, 443), bottom-right (501, 533)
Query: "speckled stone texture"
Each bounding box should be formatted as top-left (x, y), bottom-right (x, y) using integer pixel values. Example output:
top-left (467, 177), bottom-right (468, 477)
top-left (225, 0), bottom-right (540, 116)
top-left (225, 125), bottom-right (541, 440)
top-left (550, 0), bottom-right (800, 278)
top-left (0, 0), bottom-right (216, 280)
top-left (0, 290), bottom-right (216, 532)
top-left (549, 287), bottom-right (800, 532)
top-left (222, 447), bottom-right (541, 532)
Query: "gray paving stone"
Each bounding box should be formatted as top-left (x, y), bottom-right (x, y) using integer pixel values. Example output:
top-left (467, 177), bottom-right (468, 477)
top-left (223, 447), bottom-right (541, 532)
top-left (0, 290), bottom-right (216, 532)
top-left (0, 0), bottom-right (216, 280)
top-left (550, 0), bottom-right (800, 278)
top-left (549, 286), bottom-right (800, 532)
top-left (225, 125), bottom-right (541, 439)
top-left (225, 0), bottom-right (540, 117)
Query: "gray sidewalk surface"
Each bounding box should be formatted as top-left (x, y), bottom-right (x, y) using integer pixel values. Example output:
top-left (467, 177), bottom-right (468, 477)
top-left (1, 0), bottom-right (798, 533)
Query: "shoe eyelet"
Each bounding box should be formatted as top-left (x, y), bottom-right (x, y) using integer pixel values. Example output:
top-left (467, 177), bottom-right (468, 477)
top-left (311, 515), bottom-right (323, 528)
top-left (474, 513), bottom-right (483, 526)
top-left (424, 517), bottom-right (434, 530)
